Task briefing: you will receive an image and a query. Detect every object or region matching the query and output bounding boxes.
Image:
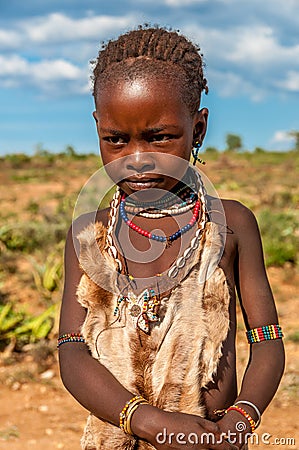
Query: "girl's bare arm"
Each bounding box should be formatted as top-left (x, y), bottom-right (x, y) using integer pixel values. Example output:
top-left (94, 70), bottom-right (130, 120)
top-left (216, 202), bottom-right (285, 440)
top-left (59, 225), bottom-right (134, 426)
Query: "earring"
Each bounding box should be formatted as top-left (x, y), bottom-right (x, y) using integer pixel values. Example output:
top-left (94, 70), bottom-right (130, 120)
top-left (192, 140), bottom-right (206, 166)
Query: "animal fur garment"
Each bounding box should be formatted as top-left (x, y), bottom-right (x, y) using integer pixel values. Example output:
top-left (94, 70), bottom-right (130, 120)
top-left (76, 221), bottom-right (231, 450)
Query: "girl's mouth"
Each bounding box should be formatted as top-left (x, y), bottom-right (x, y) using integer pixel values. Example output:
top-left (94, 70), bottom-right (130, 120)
top-left (124, 177), bottom-right (164, 191)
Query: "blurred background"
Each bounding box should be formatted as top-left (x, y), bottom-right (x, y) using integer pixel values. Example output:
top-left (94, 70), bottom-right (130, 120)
top-left (1, 0), bottom-right (299, 155)
top-left (0, 1), bottom-right (298, 449)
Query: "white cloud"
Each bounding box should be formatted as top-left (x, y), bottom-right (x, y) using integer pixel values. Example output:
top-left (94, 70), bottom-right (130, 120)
top-left (0, 29), bottom-right (22, 49)
top-left (31, 60), bottom-right (83, 82)
top-left (277, 71), bottom-right (299, 92)
top-left (21, 13), bottom-right (136, 44)
top-left (0, 13), bottom-right (138, 51)
top-left (184, 23), bottom-right (299, 99)
top-left (0, 55), bottom-right (29, 76)
top-left (0, 54), bottom-right (86, 94)
top-left (271, 131), bottom-right (294, 144)
top-left (186, 24), bottom-right (299, 69)
top-left (1, 6), bottom-right (299, 100)
top-left (0, 12), bottom-right (139, 96)
top-left (227, 26), bottom-right (299, 69)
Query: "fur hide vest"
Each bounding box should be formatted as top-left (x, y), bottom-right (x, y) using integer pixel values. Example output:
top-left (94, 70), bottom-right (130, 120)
top-left (76, 220), bottom-right (231, 450)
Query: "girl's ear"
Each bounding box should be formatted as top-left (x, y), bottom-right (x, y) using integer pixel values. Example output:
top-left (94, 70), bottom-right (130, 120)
top-left (192, 107), bottom-right (209, 147)
top-left (93, 111), bottom-right (99, 123)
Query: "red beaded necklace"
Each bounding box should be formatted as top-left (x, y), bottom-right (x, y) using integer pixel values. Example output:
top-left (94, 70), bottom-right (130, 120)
top-left (120, 193), bottom-right (201, 246)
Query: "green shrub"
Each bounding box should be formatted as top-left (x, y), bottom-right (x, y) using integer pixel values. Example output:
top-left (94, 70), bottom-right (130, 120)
top-left (3, 153), bottom-right (31, 168)
top-left (29, 252), bottom-right (63, 295)
top-left (0, 302), bottom-right (57, 350)
top-left (0, 222), bottom-right (67, 253)
top-left (258, 210), bottom-right (299, 266)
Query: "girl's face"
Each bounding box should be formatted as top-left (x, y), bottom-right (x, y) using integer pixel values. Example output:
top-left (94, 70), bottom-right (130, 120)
top-left (93, 76), bottom-right (208, 195)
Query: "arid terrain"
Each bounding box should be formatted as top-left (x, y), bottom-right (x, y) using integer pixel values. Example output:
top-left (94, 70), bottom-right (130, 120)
top-left (0, 151), bottom-right (298, 449)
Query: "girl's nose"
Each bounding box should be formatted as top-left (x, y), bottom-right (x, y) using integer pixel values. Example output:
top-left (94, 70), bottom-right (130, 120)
top-left (125, 151), bottom-right (156, 173)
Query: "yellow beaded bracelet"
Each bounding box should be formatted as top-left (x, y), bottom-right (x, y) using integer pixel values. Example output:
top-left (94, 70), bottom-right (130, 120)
top-left (125, 400), bottom-right (148, 435)
top-left (119, 395), bottom-right (148, 435)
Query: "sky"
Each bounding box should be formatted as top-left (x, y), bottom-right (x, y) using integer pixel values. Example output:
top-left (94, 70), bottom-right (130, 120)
top-left (0, 0), bottom-right (299, 155)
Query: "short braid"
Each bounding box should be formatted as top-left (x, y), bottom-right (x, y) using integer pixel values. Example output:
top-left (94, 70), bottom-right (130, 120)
top-left (92, 25), bottom-right (208, 115)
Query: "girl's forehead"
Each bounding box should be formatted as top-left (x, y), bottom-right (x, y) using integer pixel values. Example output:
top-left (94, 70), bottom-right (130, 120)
top-left (96, 78), bottom-right (193, 128)
top-left (99, 74), bottom-right (175, 95)
top-left (96, 76), bottom-right (189, 114)
top-left (94, 56), bottom-right (201, 117)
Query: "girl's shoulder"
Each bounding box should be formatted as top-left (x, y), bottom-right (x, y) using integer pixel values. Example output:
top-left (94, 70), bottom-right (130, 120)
top-left (219, 198), bottom-right (260, 245)
top-left (65, 208), bottom-right (110, 260)
top-left (208, 196), bottom-right (257, 232)
top-left (221, 198), bottom-right (255, 219)
top-left (70, 208), bottom-right (110, 238)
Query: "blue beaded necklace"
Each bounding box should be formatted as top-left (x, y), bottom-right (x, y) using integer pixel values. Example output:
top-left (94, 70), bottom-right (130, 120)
top-left (119, 193), bottom-right (201, 245)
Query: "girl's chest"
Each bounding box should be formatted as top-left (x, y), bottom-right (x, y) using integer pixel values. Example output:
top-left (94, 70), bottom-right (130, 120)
top-left (116, 216), bottom-right (200, 279)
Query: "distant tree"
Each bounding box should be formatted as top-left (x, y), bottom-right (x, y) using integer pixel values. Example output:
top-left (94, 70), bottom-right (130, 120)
top-left (35, 142), bottom-right (50, 156)
top-left (226, 133), bottom-right (243, 152)
top-left (254, 147), bottom-right (266, 154)
top-left (288, 131), bottom-right (299, 151)
top-left (65, 145), bottom-right (77, 157)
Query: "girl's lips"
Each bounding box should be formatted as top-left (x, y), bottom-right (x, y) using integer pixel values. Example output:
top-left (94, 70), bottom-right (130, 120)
top-left (124, 177), bottom-right (164, 190)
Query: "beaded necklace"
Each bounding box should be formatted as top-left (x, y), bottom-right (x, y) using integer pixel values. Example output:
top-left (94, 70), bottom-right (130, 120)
top-left (105, 187), bottom-right (123, 272)
top-left (125, 182), bottom-right (191, 209)
top-left (114, 288), bottom-right (161, 334)
top-left (120, 193), bottom-right (201, 246)
top-left (105, 172), bottom-right (208, 333)
top-left (124, 193), bottom-right (197, 218)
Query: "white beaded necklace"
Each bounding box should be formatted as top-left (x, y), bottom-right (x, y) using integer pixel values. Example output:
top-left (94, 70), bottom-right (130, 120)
top-left (124, 197), bottom-right (197, 218)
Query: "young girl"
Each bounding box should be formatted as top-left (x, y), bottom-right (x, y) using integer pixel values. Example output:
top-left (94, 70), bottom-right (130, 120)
top-left (58, 26), bottom-right (285, 450)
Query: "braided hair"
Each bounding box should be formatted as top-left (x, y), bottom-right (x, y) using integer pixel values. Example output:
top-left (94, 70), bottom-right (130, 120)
top-left (92, 25), bottom-right (208, 116)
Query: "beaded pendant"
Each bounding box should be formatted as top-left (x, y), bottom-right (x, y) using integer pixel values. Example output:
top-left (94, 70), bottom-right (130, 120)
top-left (114, 288), bottom-right (160, 333)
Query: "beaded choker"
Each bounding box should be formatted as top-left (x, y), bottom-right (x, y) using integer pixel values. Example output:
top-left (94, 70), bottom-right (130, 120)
top-left (124, 192), bottom-right (197, 218)
top-left (120, 193), bottom-right (201, 246)
top-left (125, 181), bottom-right (193, 209)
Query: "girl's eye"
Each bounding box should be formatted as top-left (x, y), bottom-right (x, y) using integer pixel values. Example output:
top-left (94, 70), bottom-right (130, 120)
top-left (150, 134), bottom-right (173, 142)
top-left (103, 136), bottom-right (127, 145)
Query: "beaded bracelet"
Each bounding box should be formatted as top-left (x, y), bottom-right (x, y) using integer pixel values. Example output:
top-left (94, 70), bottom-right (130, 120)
top-left (125, 399), bottom-right (148, 435)
top-left (235, 400), bottom-right (261, 428)
top-left (226, 405), bottom-right (256, 433)
top-left (119, 395), bottom-right (148, 435)
top-left (246, 324), bottom-right (283, 344)
top-left (57, 333), bottom-right (85, 348)
top-left (213, 402), bottom-right (258, 433)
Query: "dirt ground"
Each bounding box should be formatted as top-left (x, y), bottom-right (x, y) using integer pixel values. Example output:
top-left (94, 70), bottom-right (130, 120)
top-left (0, 267), bottom-right (298, 450)
top-left (0, 156), bottom-right (298, 449)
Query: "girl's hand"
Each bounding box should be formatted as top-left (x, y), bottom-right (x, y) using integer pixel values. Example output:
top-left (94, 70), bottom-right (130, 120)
top-left (132, 405), bottom-right (239, 450)
top-left (215, 411), bottom-right (252, 450)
